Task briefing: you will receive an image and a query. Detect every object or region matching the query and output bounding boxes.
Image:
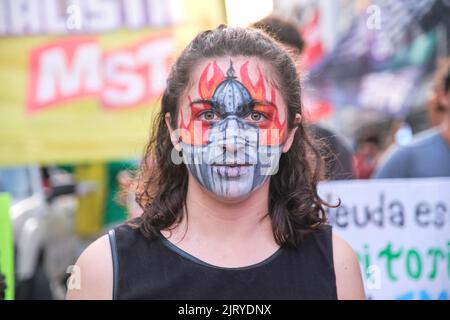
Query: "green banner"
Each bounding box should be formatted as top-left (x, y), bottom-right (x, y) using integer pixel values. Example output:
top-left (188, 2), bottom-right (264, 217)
top-left (0, 193), bottom-right (14, 300)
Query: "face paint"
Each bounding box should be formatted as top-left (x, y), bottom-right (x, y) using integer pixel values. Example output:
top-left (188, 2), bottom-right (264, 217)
top-left (178, 59), bottom-right (287, 199)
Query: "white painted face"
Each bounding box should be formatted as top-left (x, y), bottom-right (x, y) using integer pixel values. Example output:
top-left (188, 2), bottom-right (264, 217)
top-left (176, 57), bottom-right (288, 199)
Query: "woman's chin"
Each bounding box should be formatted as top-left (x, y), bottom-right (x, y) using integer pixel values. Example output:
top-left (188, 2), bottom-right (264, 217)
top-left (188, 170), bottom-right (269, 203)
top-left (203, 181), bottom-right (269, 204)
top-left (214, 191), bottom-right (252, 203)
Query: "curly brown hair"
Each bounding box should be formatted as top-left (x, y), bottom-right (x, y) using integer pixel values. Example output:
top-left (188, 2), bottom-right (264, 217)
top-left (134, 25), bottom-right (334, 248)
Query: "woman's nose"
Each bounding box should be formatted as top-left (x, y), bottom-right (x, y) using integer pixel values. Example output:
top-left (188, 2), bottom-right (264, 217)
top-left (220, 118), bottom-right (242, 150)
top-left (222, 135), bottom-right (244, 154)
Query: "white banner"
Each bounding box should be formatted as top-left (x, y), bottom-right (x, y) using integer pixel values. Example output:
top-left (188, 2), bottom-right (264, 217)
top-left (319, 178), bottom-right (450, 300)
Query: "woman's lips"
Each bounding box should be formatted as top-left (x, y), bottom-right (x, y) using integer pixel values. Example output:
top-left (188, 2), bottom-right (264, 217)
top-left (213, 164), bottom-right (252, 178)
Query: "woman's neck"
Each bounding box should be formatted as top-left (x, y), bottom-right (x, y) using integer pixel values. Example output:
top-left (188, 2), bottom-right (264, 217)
top-left (164, 175), bottom-right (275, 248)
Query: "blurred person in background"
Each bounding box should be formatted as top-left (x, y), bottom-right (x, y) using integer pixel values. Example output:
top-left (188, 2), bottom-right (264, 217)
top-left (353, 132), bottom-right (383, 179)
top-left (251, 15), bottom-right (305, 58)
top-left (354, 118), bottom-right (412, 179)
top-left (372, 61), bottom-right (450, 179)
top-left (427, 89), bottom-right (448, 127)
top-left (67, 26), bottom-right (364, 300)
top-left (251, 15), bottom-right (353, 180)
top-left (426, 58), bottom-right (450, 127)
top-left (117, 169), bottom-right (143, 219)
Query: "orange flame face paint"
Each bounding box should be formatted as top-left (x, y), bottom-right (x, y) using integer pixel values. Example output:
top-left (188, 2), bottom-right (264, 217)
top-left (240, 61), bottom-right (286, 145)
top-left (177, 60), bottom-right (291, 199)
top-left (178, 62), bottom-right (225, 145)
top-left (199, 61), bottom-right (225, 99)
top-left (178, 60), bottom-right (287, 146)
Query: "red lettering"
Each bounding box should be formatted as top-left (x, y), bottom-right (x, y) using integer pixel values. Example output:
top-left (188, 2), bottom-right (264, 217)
top-left (27, 32), bottom-right (174, 113)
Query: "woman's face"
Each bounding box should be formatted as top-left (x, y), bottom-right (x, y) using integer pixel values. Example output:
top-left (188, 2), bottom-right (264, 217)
top-left (169, 57), bottom-right (293, 200)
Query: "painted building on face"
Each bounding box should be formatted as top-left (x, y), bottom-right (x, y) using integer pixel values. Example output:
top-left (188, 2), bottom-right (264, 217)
top-left (212, 61), bottom-right (252, 115)
top-left (179, 60), bottom-right (285, 199)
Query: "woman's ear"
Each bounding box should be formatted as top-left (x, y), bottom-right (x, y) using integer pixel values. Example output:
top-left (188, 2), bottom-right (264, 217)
top-left (165, 112), bottom-right (182, 152)
top-left (282, 113), bottom-right (302, 153)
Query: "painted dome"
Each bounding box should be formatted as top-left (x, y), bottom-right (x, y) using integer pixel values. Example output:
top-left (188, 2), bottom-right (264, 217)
top-left (213, 62), bottom-right (251, 114)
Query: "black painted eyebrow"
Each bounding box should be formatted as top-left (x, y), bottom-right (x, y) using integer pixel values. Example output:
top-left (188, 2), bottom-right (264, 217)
top-left (189, 99), bottom-right (218, 108)
top-left (189, 98), bottom-right (276, 118)
top-left (250, 99), bottom-right (276, 108)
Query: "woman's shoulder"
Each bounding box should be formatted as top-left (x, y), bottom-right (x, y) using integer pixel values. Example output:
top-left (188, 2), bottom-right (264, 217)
top-left (299, 225), bottom-right (366, 299)
top-left (65, 234), bottom-right (113, 300)
top-left (65, 219), bottom-right (156, 300)
top-left (331, 231), bottom-right (366, 299)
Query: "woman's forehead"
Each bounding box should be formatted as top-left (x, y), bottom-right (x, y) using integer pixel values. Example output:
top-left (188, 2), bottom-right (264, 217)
top-left (178, 56), bottom-right (287, 126)
top-left (186, 57), bottom-right (277, 96)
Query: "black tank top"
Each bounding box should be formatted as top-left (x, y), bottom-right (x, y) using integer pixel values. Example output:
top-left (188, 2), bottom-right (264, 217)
top-left (108, 223), bottom-right (337, 300)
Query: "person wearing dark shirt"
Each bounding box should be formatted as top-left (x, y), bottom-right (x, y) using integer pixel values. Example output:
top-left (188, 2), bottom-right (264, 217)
top-left (67, 26), bottom-right (364, 300)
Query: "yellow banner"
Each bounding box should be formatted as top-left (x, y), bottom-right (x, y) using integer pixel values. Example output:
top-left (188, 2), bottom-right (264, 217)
top-left (0, 0), bottom-right (225, 165)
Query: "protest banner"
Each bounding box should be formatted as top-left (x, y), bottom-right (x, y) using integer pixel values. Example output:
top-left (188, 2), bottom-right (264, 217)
top-left (319, 178), bottom-right (450, 300)
top-left (0, 0), bottom-right (225, 165)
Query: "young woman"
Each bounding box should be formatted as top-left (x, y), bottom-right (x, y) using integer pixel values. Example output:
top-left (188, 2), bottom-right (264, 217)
top-left (66, 25), bottom-right (365, 300)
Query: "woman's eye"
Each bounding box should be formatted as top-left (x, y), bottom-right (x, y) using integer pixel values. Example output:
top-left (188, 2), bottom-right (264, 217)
top-left (199, 111), bottom-right (217, 121)
top-left (248, 111), bottom-right (266, 122)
